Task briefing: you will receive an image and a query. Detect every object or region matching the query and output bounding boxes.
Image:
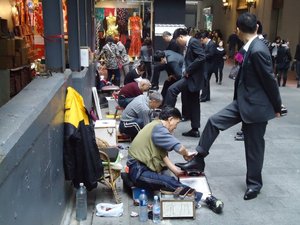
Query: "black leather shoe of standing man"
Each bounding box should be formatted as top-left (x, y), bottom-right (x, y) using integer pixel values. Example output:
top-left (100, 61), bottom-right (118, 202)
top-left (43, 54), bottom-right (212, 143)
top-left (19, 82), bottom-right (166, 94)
top-left (182, 129), bottom-right (200, 137)
top-left (176, 154), bottom-right (206, 172)
top-left (243, 188), bottom-right (260, 200)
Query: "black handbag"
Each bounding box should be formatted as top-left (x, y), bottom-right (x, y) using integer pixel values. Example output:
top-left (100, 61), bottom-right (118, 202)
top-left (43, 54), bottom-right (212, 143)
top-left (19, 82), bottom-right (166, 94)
top-left (228, 64), bottom-right (240, 80)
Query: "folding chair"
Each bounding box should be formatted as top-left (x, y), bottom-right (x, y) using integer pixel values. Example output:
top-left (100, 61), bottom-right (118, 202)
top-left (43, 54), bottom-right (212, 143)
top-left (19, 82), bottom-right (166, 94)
top-left (96, 138), bottom-right (122, 203)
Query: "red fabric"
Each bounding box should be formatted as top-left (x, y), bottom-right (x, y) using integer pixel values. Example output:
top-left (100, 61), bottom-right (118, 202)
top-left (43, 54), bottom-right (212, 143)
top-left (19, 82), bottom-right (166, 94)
top-left (119, 82), bottom-right (142, 98)
top-left (128, 16), bottom-right (142, 57)
top-left (104, 8), bottom-right (115, 16)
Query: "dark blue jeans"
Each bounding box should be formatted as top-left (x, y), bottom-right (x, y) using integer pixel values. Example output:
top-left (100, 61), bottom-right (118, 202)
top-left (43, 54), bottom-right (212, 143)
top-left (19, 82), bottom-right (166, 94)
top-left (127, 159), bottom-right (187, 192)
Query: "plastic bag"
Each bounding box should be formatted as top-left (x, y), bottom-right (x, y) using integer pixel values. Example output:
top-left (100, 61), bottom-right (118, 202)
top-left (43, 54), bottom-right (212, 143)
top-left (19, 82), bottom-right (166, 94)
top-left (96, 203), bottom-right (123, 217)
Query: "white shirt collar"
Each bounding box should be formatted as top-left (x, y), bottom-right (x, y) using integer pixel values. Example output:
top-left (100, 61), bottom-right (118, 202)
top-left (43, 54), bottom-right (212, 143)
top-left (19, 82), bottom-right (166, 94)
top-left (186, 36), bottom-right (192, 48)
top-left (243, 35), bottom-right (257, 52)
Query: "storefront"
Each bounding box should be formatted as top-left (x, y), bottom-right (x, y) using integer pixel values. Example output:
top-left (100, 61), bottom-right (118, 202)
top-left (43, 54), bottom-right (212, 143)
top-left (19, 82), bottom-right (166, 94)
top-left (95, 0), bottom-right (153, 58)
top-left (0, 0), bottom-right (69, 106)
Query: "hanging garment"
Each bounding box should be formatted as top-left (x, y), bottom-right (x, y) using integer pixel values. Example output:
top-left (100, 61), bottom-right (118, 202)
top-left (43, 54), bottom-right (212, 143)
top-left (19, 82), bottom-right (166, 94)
top-left (63, 87), bottom-right (103, 191)
top-left (128, 16), bottom-right (142, 57)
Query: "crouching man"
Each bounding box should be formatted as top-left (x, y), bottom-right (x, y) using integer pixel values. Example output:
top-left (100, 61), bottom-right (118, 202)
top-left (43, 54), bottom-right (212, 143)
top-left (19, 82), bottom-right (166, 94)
top-left (126, 106), bottom-right (224, 213)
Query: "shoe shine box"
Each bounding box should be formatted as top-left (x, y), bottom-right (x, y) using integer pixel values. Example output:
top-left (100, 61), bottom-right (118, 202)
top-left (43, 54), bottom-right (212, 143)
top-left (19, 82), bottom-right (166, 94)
top-left (179, 173), bottom-right (212, 201)
top-left (94, 119), bottom-right (117, 146)
top-left (160, 191), bottom-right (195, 219)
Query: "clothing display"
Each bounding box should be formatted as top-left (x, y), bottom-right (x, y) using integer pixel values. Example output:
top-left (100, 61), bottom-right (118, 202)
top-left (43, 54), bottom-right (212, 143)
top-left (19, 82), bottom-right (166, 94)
top-left (106, 14), bottom-right (119, 37)
top-left (128, 14), bottom-right (142, 58)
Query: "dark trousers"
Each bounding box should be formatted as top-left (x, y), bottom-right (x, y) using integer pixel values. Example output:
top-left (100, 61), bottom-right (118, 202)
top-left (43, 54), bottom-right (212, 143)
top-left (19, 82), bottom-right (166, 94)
top-left (216, 61), bottom-right (224, 83)
top-left (196, 101), bottom-right (267, 191)
top-left (128, 159), bottom-right (188, 192)
top-left (119, 119), bottom-right (143, 139)
top-left (164, 78), bottom-right (200, 129)
top-left (142, 61), bottom-right (152, 80)
top-left (107, 69), bottom-right (121, 86)
top-left (152, 64), bottom-right (167, 86)
top-left (200, 72), bottom-right (212, 101)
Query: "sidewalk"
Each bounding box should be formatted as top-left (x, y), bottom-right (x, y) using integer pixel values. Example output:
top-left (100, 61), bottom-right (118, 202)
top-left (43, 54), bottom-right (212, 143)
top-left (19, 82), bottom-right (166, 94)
top-left (66, 62), bottom-right (300, 225)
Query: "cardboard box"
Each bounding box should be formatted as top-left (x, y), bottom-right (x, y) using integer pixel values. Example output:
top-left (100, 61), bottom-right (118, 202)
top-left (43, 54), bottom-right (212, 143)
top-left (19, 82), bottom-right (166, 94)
top-left (20, 67), bottom-right (31, 88)
top-left (0, 39), bottom-right (15, 56)
top-left (14, 52), bottom-right (22, 67)
top-left (15, 38), bottom-right (25, 49)
top-left (0, 56), bottom-right (14, 69)
top-left (16, 47), bottom-right (29, 65)
top-left (94, 119), bottom-right (117, 146)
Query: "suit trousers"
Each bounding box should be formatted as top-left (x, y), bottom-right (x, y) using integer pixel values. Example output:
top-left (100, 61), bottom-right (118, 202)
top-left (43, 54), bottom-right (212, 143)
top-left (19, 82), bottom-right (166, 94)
top-left (164, 78), bottom-right (201, 129)
top-left (196, 101), bottom-right (267, 191)
top-left (152, 63), bottom-right (167, 86)
top-left (200, 72), bottom-right (212, 101)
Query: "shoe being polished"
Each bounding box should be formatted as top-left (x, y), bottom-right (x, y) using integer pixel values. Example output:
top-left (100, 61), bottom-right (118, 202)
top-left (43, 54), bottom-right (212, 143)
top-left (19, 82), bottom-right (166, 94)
top-left (176, 154), bottom-right (205, 172)
top-left (244, 188), bottom-right (260, 200)
top-left (182, 129), bottom-right (200, 137)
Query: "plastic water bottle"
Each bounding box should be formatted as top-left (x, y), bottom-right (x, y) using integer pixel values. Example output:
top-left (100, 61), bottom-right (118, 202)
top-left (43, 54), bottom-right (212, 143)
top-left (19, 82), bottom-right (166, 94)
top-left (153, 195), bottom-right (161, 223)
top-left (76, 183), bottom-right (87, 221)
top-left (139, 189), bottom-right (148, 222)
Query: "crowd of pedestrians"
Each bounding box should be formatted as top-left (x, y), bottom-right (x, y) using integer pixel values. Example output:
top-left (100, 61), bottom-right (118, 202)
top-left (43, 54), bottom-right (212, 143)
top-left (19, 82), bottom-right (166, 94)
top-left (94, 12), bottom-right (299, 215)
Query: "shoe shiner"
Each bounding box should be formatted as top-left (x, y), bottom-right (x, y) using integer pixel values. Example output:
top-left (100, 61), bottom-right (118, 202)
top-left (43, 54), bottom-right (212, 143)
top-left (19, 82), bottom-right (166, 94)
top-left (126, 106), bottom-right (223, 213)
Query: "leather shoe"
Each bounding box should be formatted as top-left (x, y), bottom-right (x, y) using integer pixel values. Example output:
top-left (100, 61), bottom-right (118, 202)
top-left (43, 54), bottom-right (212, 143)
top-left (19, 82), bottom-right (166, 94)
top-left (182, 129), bottom-right (200, 137)
top-left (176, 154), bottom-right (205, 172)
top-left (243, 188), bottom-right (260, 200)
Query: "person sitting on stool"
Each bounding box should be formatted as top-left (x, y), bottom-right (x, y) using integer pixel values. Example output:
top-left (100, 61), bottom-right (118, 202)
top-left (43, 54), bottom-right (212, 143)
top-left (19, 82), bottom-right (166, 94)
top-left (119, 91), bottom-right (163, 139)
top-left (118, 79), bottom-right (151, 108)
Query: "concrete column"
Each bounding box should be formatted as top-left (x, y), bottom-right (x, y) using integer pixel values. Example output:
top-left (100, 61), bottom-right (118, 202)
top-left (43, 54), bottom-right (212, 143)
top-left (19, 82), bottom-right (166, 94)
top-left (87, 0), bottom-right (95, 51)
top-left (79, 0), bottom-right (88, 46)
top-left (67, 0), bottom-right (81, 71)
top-left (42, 0), bottom-right (65, 72)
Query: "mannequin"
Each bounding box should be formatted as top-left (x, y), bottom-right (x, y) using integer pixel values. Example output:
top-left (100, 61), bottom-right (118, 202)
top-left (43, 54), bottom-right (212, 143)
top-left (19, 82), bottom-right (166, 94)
top-left (128, 12), bottom-right (142, 58)
top-left (106, 12), bottom-right (119, 37)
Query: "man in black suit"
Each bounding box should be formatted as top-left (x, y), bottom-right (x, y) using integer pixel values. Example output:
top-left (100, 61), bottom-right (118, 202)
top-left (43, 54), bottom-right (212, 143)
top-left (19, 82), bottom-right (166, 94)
top-left (151, 31), bottom-right (182, 90)
top-left (164, 28), bottom-right (206, 137)
top-left (178, 13), bottom-right (282, 200)
top-left (162, 31), bottom-right (182, 54)
top-left (153, 50), bottom-right (184, 100)
top-left (199, 31), bottom-right (217, 102)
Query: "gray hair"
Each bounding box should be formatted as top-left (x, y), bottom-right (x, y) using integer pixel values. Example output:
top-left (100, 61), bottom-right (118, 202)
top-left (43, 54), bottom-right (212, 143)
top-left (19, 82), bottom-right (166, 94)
top-left (149, 91), bottom-right (163, 103)
top-left (138, 79), bottom-right (151, 87)
top-left (162, 31), bottom-right (172, 37)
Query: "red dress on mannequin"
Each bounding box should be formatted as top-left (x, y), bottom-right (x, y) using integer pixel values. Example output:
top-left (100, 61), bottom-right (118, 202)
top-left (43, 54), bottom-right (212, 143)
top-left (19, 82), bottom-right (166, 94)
top-left (128, 15), bottom-right (142, 58)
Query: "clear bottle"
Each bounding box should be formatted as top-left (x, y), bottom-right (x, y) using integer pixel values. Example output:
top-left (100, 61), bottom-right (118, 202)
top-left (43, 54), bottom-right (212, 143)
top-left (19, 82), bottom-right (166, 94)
top-left (139, 189), bottom-right (148, 222)
top-left (76, 183), bottom-right (87, 221)
top-left (152, 195), bottom-right (161, 223)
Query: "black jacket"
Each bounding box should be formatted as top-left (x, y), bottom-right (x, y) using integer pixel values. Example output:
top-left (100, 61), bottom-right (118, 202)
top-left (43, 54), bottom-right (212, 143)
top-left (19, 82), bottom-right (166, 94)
top-left (185, 37), bottom-right (206, 92)
top-left (63, 87), bottom-right (103, 191)
top-left (234, 37), bottom-right (282, 123)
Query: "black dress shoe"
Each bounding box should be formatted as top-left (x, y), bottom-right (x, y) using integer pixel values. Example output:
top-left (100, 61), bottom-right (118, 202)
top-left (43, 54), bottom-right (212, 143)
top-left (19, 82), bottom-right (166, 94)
top-left (176, 154), bottom-right (205, 172)
top-left (182, 129), bottom-right (200, 137)
top-left (244, 188), bottom-right (260, 200)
